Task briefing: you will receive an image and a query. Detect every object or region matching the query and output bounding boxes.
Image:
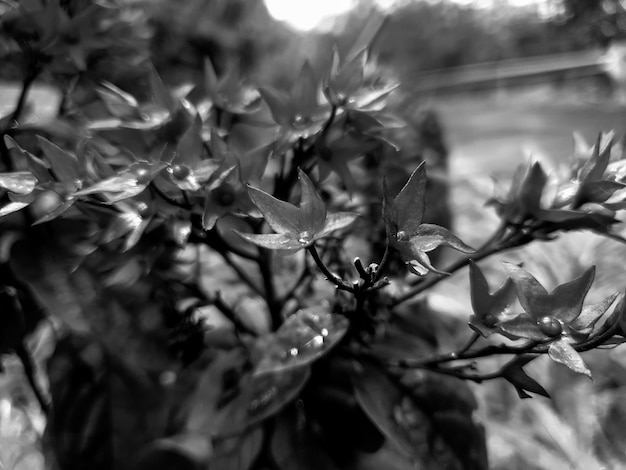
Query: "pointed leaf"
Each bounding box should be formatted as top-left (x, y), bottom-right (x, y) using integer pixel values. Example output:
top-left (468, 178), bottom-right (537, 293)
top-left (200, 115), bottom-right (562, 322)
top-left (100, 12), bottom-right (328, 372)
top-left (501, 355), bottom-right (550, 399)
top-left (519, 162), bottom-right (548, 214)
top-left (74, 174), bottom-right (144, 196)
top-left (291, 62), bottom-right (318, 118)
top-left (582, 180), bottom-right (626, 202)
top-left (247, 186), bottom-right (301, 234)
top-left (548, 338), bottom-right (591, 378)
top-left (316, 212), bottom-right (360, 239)
top-left (469, 261), bottom-right (516, 330)
top-left (297, 169), bottom-right (326, 231)
top-left (147, 63), bottom-right (177, 113)
top-left (254, 307), bottom-right (349, 376)
top-left (217, 367), bottom-right (310, 437)
top-left (96, 82), bottom-right (139, 119)
top-left (259, 87), bottom-right (290, 127)
top-left (392, 163), bottom-right (426, 234)
top-left (0, 201), bottom-right (30, 217)
top-left (409, 224), bottom-right (475, 253)
top-left (570, 292), bottom-right (618, 331)
top-left (0, 172), bottom-right (37, 194)
top-left (235, 232), bottom-right (302, 251)
top-left (503, 263), bottom-right (549, 319)
top-left (549, 266), bottom-right (595, 323)
top-left (351, 362), bottom-right (415, 458)
top-left (496, 314), bottom-right (546, 341)
top-left (37, 136), bottom-right (82, 184)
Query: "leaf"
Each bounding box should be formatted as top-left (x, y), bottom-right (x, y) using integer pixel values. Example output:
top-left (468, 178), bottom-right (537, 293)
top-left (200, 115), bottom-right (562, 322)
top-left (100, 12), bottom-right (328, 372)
top-left (582, 180), bottom-right (626, 202)
top-left (570, 292), bottom-right (619, 331)
top-left (297, 169), bottom-right (326, 232)
top-left (385, 163), bottom-right (426, 235)
top-left (501, 355), bottom-right (550, 399)
top-left (247, 186), bottom-right (301, 234)
top-left (291, 62), bottom-right (318, 118)
top-left (409, 224), bottom-right (475, 253)
top-left (217, 368), bottom-right (311, 437)
top-left (469, 261), bottom-right (516, 333)
top-left (503, 263), bottom-right (594, 322)
top-left (0, 171), bottom-right (37, 194)
top-left (496, 314), bottom-right (546, 341)
top-left (234, 232), bottom-right (302, 251)
top-left (259, 87), bottom-right (290, 127)
top-left (316, 212), bottom-right (360, 238)
top-left (548, 338), bottom-right (591, 378)
top-left (96, 81), bottom-right (140, 119)
top-left (253, 307), bottom-right (349, 376)
top-left (37, 136), bottom-right (82, 184)
top-left (0, 201), bottom-right (30, 217)
top-left (351, 362), bottom-right (416, 459)
top-left (518, 162), bottom-right (548, 214)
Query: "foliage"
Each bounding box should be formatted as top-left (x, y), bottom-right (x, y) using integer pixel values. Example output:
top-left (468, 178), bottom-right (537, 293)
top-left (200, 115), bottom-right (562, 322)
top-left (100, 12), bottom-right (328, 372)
top-left (1, 1), bottom-right (626, 470)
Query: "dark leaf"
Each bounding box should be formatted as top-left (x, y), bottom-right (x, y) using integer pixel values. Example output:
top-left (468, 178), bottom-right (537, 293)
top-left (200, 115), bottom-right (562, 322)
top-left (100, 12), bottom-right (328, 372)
top-left (501, 355), bottom-right (550, 399)
top-left (496, 314), bottom-right (546, 341)
top-left (385, 163), bottom-right (426, 235)
top-left (254, 307), bottom-right (349, 376)
top-left (351, 362), bottom-right (416, 459)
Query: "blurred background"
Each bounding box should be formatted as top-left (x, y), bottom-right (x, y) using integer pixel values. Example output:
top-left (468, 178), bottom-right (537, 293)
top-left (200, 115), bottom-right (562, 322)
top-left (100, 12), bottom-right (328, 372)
top-left (3, 0), bottom-right (626, 468)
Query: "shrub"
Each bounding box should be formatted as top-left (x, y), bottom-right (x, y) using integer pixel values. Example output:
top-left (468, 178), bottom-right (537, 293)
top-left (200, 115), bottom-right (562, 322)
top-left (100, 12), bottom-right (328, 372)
top-left (1, 2), bottom-right (626, 470)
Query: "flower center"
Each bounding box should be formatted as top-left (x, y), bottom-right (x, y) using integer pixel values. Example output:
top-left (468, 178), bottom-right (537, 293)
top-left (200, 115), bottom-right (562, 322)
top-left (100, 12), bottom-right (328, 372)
top-left (298, 230), bottom-right (313, 245)
top-left (537, 315), bottom-right (563, 337)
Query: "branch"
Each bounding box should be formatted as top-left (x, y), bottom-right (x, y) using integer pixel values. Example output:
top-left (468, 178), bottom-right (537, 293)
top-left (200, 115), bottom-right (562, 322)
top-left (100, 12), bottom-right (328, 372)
top-left (307, 244), bottom-right (353, 293)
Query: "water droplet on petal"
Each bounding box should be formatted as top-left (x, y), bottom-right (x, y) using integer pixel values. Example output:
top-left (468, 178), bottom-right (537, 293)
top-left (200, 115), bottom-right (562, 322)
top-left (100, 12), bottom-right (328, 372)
top-left (289, 347), bottom-right (298, 357)
top-left (320, 328), bottom-right (328, 337)
top-left (298, 231), bottom-right (313, 245)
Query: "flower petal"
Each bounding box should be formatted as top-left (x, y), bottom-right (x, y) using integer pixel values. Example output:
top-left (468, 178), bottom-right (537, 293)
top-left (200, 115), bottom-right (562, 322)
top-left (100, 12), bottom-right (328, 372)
top-left (247, 186), bottom-right (301, 234)
top-left (548, 338), bottom-right (591, 378)
top-left (316, 212), bottom-right (360, 239)
top-left (390, 163), bottom-right (426, 234)
top-left (297, 169), bottom-right (326, 232)
top-left (409, 224), bottom-right (475, 253)
top-left (234, 232), bottom-right (302, 251)
top-left (497, 314), bottom-right (546, 341)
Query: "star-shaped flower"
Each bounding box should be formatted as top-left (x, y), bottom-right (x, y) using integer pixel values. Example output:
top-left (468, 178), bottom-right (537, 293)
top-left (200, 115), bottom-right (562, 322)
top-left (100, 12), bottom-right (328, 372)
top-left (236, 170), bottom-right (359, 253)
top-left (468, 261), bottom-right (517, 337)
top-left (383, 163), bottom-right (474, 275)
top-left (497, 263), bottom-right (620, 377)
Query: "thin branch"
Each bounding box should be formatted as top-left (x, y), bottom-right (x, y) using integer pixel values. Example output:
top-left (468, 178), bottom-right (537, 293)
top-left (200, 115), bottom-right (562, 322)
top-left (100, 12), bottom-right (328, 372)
top-left (373, 241), bottom-right (391, 283)
top-left (219, 252), bottom-right (264, 297)
top-left (307, 244), bottom-right (353, 293)
top-left (257, 248), bottom-right (283, 330)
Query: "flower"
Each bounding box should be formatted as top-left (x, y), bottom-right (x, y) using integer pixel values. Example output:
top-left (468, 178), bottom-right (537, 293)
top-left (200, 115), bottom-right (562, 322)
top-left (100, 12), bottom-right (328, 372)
top-left (383, 163), bottom-right (474, 275)
top-left (497, 263), bottom-right (619, 377)
top-left (236, 170), bottom-right (359, 253)
top-left (468, 261), bottom-right (517, 337)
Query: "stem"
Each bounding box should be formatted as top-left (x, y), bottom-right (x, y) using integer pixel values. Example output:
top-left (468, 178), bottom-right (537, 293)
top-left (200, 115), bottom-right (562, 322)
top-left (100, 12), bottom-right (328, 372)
top-left (9, 58), bottom-right (40, 126)
top-left (307, 244), bottom-right (353, 293)
top-left (257, 248), bottom-right (283, 330)
top-left (15, 343), bottom-right (49, 415)
top-left (373, 242), bottom-right (391, 283)
top-left (219, 252), bottom-right (264, 297)
top-left (392, 339), bottom-right (541, 368)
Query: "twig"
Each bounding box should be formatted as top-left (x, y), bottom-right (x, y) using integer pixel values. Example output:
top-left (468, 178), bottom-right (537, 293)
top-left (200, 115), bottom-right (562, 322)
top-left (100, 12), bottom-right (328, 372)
top-left (307, 244), bottom-right (353, 293)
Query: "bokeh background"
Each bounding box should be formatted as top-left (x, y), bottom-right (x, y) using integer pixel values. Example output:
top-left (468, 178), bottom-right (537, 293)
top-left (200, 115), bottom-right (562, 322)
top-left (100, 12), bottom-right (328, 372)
top-left (3, 0), bottom-right (626, 468)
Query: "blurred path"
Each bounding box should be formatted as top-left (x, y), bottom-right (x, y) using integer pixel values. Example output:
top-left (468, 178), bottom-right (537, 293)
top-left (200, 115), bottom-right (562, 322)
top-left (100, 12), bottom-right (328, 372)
top-left (431, 89), bottom-right (626, 178)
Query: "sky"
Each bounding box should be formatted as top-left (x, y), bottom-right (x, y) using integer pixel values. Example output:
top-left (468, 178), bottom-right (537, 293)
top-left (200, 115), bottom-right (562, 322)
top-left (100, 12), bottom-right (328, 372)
top-left (264, 0), bottom-right (551, 31)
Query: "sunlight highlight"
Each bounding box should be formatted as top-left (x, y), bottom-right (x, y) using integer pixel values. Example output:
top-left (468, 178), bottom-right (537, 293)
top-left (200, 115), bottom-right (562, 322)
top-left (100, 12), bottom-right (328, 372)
top-left (264, 0), bottom-right (356, 31)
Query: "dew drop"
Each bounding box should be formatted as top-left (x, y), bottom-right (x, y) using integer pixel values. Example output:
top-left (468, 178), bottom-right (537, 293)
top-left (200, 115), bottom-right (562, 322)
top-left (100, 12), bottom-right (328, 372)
top-left (320, 328), bottom-right (329, 337)
top-left (289, 347), bottom-right (299, 357)
top-left (298, 231), bottom-right (313, 245)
